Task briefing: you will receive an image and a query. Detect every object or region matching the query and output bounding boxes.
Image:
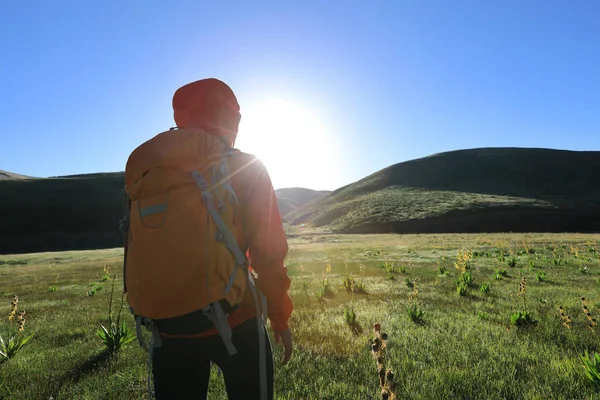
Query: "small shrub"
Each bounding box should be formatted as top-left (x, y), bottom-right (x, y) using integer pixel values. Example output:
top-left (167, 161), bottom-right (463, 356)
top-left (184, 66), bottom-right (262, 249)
top-left (381, 262), bottom-right (398, 280)
top-left (479, 283), bottom-right (490, 294)
top-left (528, 259), bottom-right (536, 270)
top-left (580, 350), bottom-right (600, 386)
top-left (454, 249), bottom-right (474, 272)
top-left (316, 279), bottom-right (334, 300)
top-left (496, 268), bottom-right (508, 277)
top-left (407, 304), bottom-right (425, 323)
top-left (404, 277), bottom-right (414, 289)
top-left (580, 266), bottom-right (590, 275)
top-left (47, 286), bottom-right (58, 293)
top-left (510, 311), bottom-right (536, 327)
top-left (460, 271), bottom-right (473, 285)
top-left (354, 281), bottom-right (367, 293)
top-left (456, 281), bottom-right (468, 296)
top-left (477, 311), bottom-right (489, 320)
top-left (0, 296), bottom-right (34, 364)
top-left (536, 272), bottom-right (548, 282)
top-left (343, 277), bottom-right (366, 294)
top-left (508, 257), bottom-right (518, 268)
top-left (97, 276), bottom-right (135, 355)
top-left (87, 283), bottom-right (103, 297)
top-left (493, 273), bottom-right (503, 281)
top-left (343, 276), bottom-right (353, 291)
top-left (343, 305), bottom-right (357, 326)
top-left (437, 256), bottom-right (448, 274)
top-left (456, 272), bottom-right (473, 289)
top-left (380, 262), bottom-right (396, 273)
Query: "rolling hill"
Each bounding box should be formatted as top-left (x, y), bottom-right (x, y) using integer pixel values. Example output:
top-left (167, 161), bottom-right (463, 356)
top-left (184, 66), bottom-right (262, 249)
top-left (2, 147), bottom-right (599, 254)
top-left (0, 172), bottom-right (325, 254)
top-left (286, 147), bottom-right (600, 233)
top-left (0, 172), bottom-right (126, 254)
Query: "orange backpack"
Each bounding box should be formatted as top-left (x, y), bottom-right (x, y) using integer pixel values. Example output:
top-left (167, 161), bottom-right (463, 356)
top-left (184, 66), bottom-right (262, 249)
top-left (123, 126), bottom-right (269, 400)
top-left (123, 127), bottom-right (250, 337)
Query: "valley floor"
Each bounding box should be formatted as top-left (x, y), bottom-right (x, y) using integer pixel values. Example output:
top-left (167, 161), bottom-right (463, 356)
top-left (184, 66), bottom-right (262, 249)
top-left (1, 232), bottom-right (600, 399)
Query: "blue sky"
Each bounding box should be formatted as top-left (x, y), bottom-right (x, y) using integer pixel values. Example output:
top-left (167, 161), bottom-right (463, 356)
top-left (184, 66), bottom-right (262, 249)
top-left (1, 1), bottom-right (599, 190)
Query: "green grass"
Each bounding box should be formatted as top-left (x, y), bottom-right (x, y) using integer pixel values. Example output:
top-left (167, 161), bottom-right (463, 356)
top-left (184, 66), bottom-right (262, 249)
top-left (1, 233), bottom-right (600, 399)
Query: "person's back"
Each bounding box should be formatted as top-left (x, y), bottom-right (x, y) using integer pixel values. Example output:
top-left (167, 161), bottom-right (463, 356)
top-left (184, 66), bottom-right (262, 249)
top-left (123, 78), bottom-right (293, 400)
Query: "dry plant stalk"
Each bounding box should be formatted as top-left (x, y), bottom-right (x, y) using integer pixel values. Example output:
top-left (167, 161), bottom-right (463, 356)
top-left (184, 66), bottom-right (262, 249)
top-left (371, 323), bottom-right (397, 399)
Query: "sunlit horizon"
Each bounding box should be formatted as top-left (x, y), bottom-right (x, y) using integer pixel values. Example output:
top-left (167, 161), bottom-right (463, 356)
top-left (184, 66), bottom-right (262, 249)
top-left (236, 97), bottom-right (341, 191)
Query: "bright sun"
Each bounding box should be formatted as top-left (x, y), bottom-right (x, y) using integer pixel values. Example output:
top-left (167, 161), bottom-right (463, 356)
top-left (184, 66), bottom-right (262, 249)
top-left (235, 98), bottom-right (338, 190)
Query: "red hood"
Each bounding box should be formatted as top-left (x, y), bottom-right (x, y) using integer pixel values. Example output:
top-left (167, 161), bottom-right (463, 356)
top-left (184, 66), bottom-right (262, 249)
top-left (172, 78), bottom-right (241, 146)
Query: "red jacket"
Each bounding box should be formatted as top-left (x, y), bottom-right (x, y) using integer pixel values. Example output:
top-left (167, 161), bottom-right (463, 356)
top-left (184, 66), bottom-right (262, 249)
top-left (228, 151), bottom-right (293, 332)
top-left (172, 78), bottom-right (293, 333)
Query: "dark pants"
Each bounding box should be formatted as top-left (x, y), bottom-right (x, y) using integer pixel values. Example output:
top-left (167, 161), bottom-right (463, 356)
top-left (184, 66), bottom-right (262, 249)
top-left (152, 317), bottom-right (274, 399)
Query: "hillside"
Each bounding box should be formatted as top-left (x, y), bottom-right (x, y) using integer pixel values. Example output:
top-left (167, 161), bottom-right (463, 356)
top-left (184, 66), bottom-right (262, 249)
top-left (2, 147), bottom-right (599, 254)
top-left (287, 147), bottom-right (600, 233)
top-left (0, 169), bottom-right (36, 180)
top-left (0, 171), bottom-right (322, 254)
top-left (275, 187), bottom-right (330, 218)
top-left (0, 172), bottom-right (126, 254)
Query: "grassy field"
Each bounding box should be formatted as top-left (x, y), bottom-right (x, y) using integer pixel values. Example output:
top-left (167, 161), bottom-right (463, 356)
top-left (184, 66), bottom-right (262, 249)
top-left (1, 232), bottom-right (600, 399)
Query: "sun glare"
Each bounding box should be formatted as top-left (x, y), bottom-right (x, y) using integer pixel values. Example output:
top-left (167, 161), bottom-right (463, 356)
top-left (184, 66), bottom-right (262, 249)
top-left (236, 98), bottom-right (338, 190)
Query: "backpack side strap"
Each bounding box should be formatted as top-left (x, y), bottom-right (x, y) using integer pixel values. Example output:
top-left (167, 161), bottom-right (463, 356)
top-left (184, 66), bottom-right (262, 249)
top-left (134, 315), bottom-right (162, 400)
top-left (246, 268), bottom-right (269, 400)
top-left (202, 302), bottom-right (237, 356)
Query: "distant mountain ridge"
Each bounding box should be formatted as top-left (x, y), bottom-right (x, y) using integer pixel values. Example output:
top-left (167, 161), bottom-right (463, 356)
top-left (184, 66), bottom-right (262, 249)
top-left (0, 169), bottom-right (36, 180)
top-left (275, 187), bottom-right (330, 218)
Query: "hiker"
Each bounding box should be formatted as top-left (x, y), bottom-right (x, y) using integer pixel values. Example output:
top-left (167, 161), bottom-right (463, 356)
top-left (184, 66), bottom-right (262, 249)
top-left (122, 78), bottom-right (293, 399)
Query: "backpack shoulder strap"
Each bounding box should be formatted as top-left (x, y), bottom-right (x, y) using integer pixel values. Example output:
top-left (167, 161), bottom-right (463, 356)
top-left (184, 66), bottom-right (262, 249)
top-left (191, 170), bottom-right (247, 271)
